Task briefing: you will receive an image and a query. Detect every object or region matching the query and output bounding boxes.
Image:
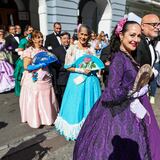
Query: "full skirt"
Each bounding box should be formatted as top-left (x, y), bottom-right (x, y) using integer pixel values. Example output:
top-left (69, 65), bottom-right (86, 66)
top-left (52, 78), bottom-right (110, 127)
top-left (20, 71), bottom-right (59, 128)
top-left (14, 58), bottom-right (24, 96)
top-left (73, 95), bottom-right (160, 160)
top-left (0, 60), bottom-right (15, 93)
top-left (54, 73), bottom-right (101, 140)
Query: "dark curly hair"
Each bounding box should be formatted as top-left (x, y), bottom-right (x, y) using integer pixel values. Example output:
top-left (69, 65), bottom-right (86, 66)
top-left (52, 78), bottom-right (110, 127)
top-left (109, 21), bottom-right (140, 56)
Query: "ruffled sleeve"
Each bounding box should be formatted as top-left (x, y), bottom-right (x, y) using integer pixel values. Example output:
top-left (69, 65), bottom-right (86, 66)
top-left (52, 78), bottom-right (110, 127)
top-left (88, 46), bottom-right (96, 56)
top-left (64, 45), bottom-right (76, 69)
top-left (22, 47), bottom-right (32, 59)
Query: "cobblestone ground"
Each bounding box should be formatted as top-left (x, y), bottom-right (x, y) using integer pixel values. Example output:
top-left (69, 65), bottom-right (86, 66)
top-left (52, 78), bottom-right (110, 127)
top-left (1, 89), bottom-right (160, 160)
top-left (47, 89), bottom-right (160, 160)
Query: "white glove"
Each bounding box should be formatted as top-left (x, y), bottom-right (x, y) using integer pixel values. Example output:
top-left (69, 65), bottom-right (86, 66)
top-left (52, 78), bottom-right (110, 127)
top-left (152, 67), bottom-right (158, 78)
top-left (130, 99), bottom-right (147, 119)
top-left (75, 68), bottom-right (85, 73)
top-left (15, 48), bottom-right (18, 52)
top-left (18, 51), bottom-right (23, 56)
top-left (133, 84), bottom-right (149, 98)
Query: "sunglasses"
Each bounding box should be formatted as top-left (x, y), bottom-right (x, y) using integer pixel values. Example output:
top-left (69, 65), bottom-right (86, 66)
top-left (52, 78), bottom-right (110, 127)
top-left (143, 22), bottom-right (160, 28)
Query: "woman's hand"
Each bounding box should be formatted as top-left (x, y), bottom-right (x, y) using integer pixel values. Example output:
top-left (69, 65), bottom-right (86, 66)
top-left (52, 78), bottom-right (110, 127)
top-left (105, 61), bottom-right (110, 66)
top-left (75, 68), bottom-right (91, 74)
top-left (84, 69), bottom-right (91, 74)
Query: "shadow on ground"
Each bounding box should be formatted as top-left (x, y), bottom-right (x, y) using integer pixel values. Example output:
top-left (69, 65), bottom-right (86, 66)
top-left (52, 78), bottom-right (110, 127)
top-left (0, 122), bottom-right (8, 129)
top-left (1, 133), bottom-right (50, 160)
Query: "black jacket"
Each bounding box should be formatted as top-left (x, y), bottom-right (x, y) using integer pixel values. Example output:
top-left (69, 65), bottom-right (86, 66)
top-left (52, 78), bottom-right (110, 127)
top-left (5, 34), bottom-right (19, 64)
top-left (44, 33), bottom-right (60, 53)
top-left (5, 34), bottom-right (19, 53)
top-left (52, 45), bottom-right (69, 86)
top-left (137, 34), bottom-right (156, 67)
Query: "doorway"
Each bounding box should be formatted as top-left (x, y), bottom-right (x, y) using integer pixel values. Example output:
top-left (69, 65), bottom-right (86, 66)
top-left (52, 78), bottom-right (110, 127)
top-left (0, 0), bottom-right (19, 30)
top-left (0, 8), bottom-right (18, 29)
top-left (78, 0), bottom-right (98, 32)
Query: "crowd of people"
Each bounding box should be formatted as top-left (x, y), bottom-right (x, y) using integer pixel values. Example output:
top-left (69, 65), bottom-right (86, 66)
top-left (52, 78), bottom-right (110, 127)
top-left (0, 12), bottom-right (160, 159)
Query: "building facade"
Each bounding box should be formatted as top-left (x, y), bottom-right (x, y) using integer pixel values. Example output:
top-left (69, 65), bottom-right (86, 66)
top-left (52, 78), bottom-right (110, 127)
top-left (0, 0), bottom-right (160, 38)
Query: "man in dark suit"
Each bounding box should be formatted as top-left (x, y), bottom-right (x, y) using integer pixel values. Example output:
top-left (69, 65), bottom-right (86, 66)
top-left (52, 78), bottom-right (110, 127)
top-left (15, 25), bottom-right (23, 40)
top-left (5, 25), bottom-right (20, 66)
top-left (100, 45), bottom-right (111, 87)
top-left (52, 32), bottom-right (70, 106)
top-left (137, 14), bottom-right (160, 104)
top-left (45, 22), bottom-right (62, 53)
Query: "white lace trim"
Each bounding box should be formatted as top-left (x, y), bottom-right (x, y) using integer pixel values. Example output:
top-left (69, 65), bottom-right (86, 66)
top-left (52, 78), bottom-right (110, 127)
top-left (54, 116), bottom-right (85, 141)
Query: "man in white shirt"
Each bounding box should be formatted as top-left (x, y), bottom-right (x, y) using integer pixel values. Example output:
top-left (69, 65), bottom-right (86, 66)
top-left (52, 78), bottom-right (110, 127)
top-left (5, 25), bottom-right (20, 66)
top-left (45, 22), bottom-right (62, 53)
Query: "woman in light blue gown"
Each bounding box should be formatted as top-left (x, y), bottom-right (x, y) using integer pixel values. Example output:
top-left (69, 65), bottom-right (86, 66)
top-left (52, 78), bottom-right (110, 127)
top-left (54, 24), bottom-right (101, 140)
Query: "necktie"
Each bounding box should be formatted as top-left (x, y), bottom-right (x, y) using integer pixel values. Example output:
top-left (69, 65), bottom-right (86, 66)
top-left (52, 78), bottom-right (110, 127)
top-left (56, 33), bottom-right (60, 37)
top-left (148, 40), bottom-right (155, 46)
top-left (65, 46), bottom-right (69, 50)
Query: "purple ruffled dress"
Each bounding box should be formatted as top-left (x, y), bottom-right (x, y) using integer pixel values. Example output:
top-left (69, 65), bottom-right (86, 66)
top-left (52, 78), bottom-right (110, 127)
top-left (73, 51), bottom-right (160, 160)
top-left (0, 42), bottom-right (15, 93)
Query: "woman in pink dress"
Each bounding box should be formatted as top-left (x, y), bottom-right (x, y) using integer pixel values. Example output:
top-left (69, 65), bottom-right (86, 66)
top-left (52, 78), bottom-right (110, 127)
top-left (19, 30), bottom-right (59, 128)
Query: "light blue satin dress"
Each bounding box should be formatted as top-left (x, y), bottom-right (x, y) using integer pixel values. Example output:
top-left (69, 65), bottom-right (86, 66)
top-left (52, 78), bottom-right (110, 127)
top-left (54, 44), bottom-right (101, 140)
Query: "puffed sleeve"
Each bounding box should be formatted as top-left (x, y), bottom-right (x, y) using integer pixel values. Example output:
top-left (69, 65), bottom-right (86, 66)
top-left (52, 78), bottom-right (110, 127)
top-left (22, 47), bottom-right (32, 69)
top-left (64, 45), bottom-right (75, 69)
top-left (22, 47), bottom-right (32, 58)
top-left (88, 46), bottom-right (96, 56)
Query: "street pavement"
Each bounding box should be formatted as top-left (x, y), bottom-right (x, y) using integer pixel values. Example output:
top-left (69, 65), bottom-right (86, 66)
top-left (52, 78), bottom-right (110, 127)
top-left (0, 89), bottom-right (160, 160)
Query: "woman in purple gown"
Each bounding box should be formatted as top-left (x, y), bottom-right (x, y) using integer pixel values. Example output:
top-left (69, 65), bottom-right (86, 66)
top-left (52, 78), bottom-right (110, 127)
top-left (0, 29), bottom-right (15, 93)
top-left (73, 20), bottom-right (160, 160)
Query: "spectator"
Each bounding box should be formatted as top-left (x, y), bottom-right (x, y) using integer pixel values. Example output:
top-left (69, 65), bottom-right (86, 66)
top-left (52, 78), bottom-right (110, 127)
top-left (51, 32), bottom-right (70, 106)
top-left (15, 25), bottom-right (23, 39)
top-left (5, 25), bottom-right (20, 66)
top-left (137, 13), bottom-right (160, 104)
top-left (45, 22), bottom-right (62, 53)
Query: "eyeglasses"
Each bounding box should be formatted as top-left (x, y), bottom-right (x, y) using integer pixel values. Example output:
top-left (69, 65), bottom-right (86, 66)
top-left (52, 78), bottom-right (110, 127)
top-left (143, 22), bottom-right (160, 28)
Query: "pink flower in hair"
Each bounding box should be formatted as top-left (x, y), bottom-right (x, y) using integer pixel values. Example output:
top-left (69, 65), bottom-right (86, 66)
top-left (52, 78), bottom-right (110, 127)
top-left (115, 18), bottom-right (127, 37)
top-left (77, 24), bottom-right (82, 32)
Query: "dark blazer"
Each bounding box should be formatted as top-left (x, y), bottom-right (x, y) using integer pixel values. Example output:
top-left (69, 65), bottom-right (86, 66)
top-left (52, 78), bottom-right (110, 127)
top-left (5, 34), bottom-right (19, 52)
top-left (15, 33), bottom-right (23, 40)
top-left (5, 34), bottom-right (19, 64)
top-left (52, 45), bottom-right (69, 86)
top-left (136, 35), bottom-right (154, 66)
top-left (45, 33), bottom-right (60, 53)
top-left (100, 45), bottom-right (111, 64)
top-left (100, 46), bottom-right (111, 87)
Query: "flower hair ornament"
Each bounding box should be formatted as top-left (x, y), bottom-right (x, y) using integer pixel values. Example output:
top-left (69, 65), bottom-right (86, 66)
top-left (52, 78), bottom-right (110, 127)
top-left (77, 23), bottom-right (82, 33)
top-left (115, 18), bottom-right (128, 37)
